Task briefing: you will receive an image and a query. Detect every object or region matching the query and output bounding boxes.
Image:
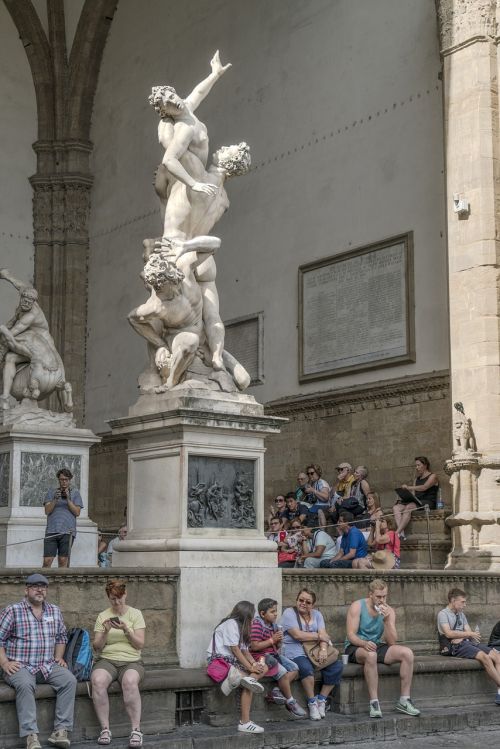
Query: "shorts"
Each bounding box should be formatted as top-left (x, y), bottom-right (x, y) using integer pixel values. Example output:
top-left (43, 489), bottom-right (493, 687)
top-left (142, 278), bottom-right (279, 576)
top-left (291, 654), bottom-right (343, 685)
top-left (263, 654), bottom-right (287, 680)
top-left (452, 640), bottom-right (491, 659)
top-left (43, 533), bottom-right (72, 558)
top-left (92, 658), bottom-right (145, 683)
top-left (345, 643), bottom-right (390, 664)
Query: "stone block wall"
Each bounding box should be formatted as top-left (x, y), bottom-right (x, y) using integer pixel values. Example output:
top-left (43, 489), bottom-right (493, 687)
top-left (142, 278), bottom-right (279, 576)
top-left (282, 569), bottom-right (500, 653)
top-left (89, 437), bottom-right (128, 531)
top-left (264, 371), bottom-right (451, 511)
top-left (0, 570), bottom-right (178, 666)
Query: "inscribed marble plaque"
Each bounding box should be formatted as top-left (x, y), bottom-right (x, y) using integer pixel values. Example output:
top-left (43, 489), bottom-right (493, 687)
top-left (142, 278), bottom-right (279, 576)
top-left (20, 452), bottom-right (82, 507)
top-left (0, 452), bottom-right (10, 507)
top-left (299, 233), bottom-right (414, 380)
top-left (224, 313), bottom-right (264, 385)
top-left (187, 456), bottom-right (256, 529)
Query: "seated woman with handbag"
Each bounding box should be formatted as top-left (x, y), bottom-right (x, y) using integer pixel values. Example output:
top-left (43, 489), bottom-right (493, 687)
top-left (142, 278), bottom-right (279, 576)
top-left (206, 601), bottom-right (268, 734)
top-left (279, 587), bottom-right (343, 721)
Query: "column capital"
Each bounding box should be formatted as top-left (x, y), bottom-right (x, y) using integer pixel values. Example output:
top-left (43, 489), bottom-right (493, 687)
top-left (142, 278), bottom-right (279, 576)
top-left (436, 0), bottom-right (497, 53)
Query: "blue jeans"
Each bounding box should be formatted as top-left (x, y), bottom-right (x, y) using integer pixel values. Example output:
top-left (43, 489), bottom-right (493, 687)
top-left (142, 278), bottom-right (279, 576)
top-left (292, 655), bottom-right (343, 685)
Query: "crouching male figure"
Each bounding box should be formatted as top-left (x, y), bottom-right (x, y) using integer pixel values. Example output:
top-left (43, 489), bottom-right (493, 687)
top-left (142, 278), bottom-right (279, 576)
top-left (0, 573), bottom-right (77, 749)
top-left (437, 587), bottom-right (500, 705)
top-left (345, 578), bottom-right (420, 718)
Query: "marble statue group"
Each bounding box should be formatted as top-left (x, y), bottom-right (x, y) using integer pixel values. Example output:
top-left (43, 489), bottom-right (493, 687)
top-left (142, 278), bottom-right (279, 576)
top-left (128, 50), bottom-right (252, 394)
top-left (0, 50), bottom-right (249, 422)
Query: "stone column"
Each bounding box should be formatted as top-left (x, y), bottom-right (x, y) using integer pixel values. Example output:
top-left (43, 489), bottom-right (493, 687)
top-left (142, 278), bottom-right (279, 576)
top-left (437, 0), bottom-right (500, 568)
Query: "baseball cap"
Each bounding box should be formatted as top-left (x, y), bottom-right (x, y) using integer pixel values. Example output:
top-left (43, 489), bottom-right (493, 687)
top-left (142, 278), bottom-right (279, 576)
top-left (25, 573), bottom-right (49, 586)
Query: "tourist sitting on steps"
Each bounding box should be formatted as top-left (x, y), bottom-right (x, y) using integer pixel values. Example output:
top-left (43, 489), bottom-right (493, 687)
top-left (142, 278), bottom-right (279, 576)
top-left (302, 464), bottom-right (330, 517)
top-left (298, 524), bottom-right (338, 568)
top-left (345, 578), bottom-right (421, 719)
top-left (279, 587), bottom-right (343, 721)
top-left (250, 598), bottom-right (306, 718)
top-left (282, 492), bottom-right (310, 528)
top-left (207, 601), bottom-right (267, 734)
top-left (267, 494), bottom-right (288, 527)
top-left (319, 511), bottom-right (368, 568)
top-left (437, 587), bottom-right (500, 705)
top-left (353, 516), bottom-right (401, 570)
top-left (91, 579), bottom-right (146, 748)
top-left (393, 456), bottom-right (439, 540)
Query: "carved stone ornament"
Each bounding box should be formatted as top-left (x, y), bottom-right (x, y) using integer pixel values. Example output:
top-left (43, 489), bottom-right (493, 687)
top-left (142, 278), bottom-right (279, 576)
top-left (436, 0), bottom-right (497, 52)
top-left (187, 456), bottom-right (256, 529)
top-left (451, 401), bottom-right (477, 457)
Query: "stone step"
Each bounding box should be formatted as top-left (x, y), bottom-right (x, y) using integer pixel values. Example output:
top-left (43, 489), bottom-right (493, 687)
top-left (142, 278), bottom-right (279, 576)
top-left (65, 704), bottom-right (500, 749)
top-left (0, 658), bottom-right (497, 747)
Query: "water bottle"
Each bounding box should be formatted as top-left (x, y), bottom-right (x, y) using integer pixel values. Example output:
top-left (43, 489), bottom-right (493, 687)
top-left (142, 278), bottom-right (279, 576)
top-left (436, 487), bottom-right (444, 510)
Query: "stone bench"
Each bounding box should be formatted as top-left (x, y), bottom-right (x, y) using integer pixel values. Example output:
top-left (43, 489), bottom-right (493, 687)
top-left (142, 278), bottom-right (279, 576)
top-left (0, 656), bottom-right (493, 745)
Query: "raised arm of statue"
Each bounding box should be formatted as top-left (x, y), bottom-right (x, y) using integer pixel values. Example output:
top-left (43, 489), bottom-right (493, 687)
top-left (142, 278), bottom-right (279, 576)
top-left (0, 268), bottom-right (31, 293)
top-left (185, 51), bottom-right (231, 112)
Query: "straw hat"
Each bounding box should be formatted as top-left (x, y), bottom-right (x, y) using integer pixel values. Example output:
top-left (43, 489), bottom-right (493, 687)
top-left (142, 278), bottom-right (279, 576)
top-left (371, 550), bottom-right (395, 570)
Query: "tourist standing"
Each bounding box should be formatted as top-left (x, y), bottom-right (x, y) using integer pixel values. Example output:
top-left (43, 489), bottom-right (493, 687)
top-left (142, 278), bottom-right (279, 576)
top-left (43, 468), bottom-right (83, 568)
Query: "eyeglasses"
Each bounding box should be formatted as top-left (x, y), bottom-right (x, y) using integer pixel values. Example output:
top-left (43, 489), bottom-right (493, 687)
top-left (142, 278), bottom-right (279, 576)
top-left (306, 471), bottom-right (315, 476)
top-left (297, 598), bottom-right (313, 605)
top-left (28, 584), bottom-right (48, 591)
top-left (336, 467), bottom-right (347, 472)
top-left (274, 498), bottom-right (285, 503)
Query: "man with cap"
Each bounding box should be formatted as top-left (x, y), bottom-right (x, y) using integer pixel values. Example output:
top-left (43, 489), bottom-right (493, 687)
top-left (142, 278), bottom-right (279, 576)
top-left (0, 573), bottom-right (77, 749)
top-left (344, 578), bottom-right (420, 719)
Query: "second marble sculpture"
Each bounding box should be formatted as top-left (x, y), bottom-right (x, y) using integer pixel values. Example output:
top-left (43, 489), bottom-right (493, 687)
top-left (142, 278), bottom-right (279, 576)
top-left (129, 51), bottom-right (251, 394)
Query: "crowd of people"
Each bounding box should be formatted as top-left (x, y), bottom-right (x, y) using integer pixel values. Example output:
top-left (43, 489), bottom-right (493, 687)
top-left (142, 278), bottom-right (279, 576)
top-left (0, 575), bottom-right (146, 749)
top-left (267, 458), bottom-right (440, 569)
top-left (208, 582), bottom-right (500, 734)
top-left (2, 575), bottom-right (500, 742)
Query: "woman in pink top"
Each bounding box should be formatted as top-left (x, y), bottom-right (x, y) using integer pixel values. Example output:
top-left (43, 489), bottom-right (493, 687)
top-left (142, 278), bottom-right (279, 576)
top-left (353, 517), bottom-right (400, 569)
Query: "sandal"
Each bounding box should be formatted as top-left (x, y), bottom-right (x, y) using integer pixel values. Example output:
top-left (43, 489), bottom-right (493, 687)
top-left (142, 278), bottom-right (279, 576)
top-left (128, 730), bottom-right (143, 748)
top-left (97, 729), bottom-right (112, 745)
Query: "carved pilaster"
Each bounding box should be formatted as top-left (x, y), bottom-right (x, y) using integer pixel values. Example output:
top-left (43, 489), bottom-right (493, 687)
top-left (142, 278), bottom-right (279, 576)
top-left (436, 0), bottom-right (497, 52)
top-left (32, 183), bottom-right (52, 244)
top-left (65, 180), bottom-right (92, 242)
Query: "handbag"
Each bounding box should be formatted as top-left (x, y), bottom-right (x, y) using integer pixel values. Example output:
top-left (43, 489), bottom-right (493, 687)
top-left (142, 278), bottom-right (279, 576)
top-left (206, 633), bottom-right (231, 683)
top-left (438, 612), bottom-right (460, 656)
top-left (294, 608), bottom-right (339, 669)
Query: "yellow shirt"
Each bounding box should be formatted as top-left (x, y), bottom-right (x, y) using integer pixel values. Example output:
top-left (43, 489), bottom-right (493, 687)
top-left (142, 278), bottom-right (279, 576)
top-left (94, 606), bottom-right (146, 662)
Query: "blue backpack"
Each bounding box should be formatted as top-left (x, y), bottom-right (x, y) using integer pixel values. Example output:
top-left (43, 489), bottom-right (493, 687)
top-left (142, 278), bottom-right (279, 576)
top-left (64, 628), bottom-right (93, 681)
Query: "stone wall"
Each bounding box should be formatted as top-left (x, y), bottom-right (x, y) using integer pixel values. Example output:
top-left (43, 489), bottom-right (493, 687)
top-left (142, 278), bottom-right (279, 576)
top-left (89, 436), bottom-right (128, 531)
top-left (282, 569), bottom-right (500, 653)
top-left (264, 371), bottom-right (452, 509)
top-left (0, 570), bottom-right (179, 666)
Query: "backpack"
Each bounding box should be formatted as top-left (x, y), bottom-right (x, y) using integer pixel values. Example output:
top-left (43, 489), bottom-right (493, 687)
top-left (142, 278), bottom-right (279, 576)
top-left (64, 628), bottom-right (93, 681)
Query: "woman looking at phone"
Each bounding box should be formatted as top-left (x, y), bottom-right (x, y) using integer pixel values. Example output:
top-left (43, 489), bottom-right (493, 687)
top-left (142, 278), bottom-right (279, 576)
top-left (91, 579), bottom-right (146, 748)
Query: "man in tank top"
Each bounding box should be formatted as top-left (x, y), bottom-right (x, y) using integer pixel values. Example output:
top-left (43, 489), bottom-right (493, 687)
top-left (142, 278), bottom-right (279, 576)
top-left (344, 579), bottom-right (420, 719)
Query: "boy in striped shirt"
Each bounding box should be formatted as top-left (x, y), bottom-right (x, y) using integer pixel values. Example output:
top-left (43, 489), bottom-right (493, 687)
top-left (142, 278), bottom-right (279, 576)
top-left (250, 598), bottom-right (306, 718)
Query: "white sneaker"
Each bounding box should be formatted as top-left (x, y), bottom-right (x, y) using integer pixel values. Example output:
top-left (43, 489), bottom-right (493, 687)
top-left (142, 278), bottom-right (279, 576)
top-left (308, 701), bottom-right (321, 720)
top-left (238, 721), bottom-right (264, 733)
top-left (317, 698), bottom-right (327, 718)
top-left (240, 676), bottom-right (264, 694)
top-left (220, 665), bottom-right (242, 696)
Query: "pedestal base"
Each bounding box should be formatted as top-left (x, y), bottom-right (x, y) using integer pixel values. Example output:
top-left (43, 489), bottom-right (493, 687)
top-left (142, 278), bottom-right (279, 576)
top-left (0, 419), bottom-right (100, 567)
top-left (109, 390), bottom-right (286, 666)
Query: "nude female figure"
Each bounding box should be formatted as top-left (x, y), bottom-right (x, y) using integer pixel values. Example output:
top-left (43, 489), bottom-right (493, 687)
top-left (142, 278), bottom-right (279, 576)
top-left (148, 52), bottom-right (248, 373)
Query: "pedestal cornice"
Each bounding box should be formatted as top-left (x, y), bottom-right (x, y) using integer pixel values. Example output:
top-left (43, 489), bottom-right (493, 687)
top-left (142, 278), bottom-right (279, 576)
top-left (436, 0), bottom-right (497, 55)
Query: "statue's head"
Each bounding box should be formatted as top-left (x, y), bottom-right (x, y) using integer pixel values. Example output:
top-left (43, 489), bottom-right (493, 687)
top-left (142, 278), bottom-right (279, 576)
top-left (212, 142), bottom-right (251, 177)
top-left (148, 85), bottom-right (184, 118)
top-left (143, 253), bottom-right (185, 291)
top-left (20, 288), bottom-right (38, 310)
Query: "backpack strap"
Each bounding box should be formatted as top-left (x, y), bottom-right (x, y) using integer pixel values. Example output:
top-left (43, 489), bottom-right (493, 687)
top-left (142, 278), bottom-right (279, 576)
top-left (294, 607), bottom-right (303, 631)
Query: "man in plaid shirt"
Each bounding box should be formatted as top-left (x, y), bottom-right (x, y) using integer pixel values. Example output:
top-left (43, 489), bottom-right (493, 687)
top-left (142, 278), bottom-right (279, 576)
top-left (0, 573), bottom-right (77, 749)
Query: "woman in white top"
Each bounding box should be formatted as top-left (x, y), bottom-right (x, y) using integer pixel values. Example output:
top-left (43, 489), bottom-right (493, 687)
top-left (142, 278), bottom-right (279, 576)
top-left (207, 601), bottom-right (267, 734)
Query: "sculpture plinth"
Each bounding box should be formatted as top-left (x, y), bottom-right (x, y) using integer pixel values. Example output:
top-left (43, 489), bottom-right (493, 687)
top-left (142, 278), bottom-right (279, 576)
top-left (109, 391), bottom-right (285, 666)
top-left (0, 416), bottom-right (99, 567)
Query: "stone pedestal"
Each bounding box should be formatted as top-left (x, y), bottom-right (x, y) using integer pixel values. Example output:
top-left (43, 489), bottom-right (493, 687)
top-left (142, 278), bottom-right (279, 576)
top-left (109, 389), bottom-right (285, 667)
top-left (436, 1), bottom-right (500, 568)
top-left (0, 418), bottom-right (100, 567)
